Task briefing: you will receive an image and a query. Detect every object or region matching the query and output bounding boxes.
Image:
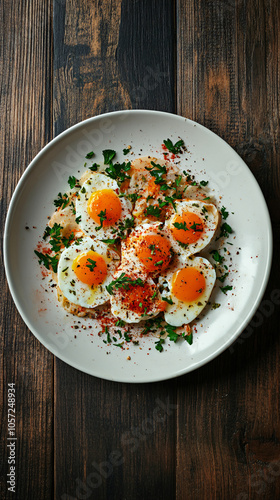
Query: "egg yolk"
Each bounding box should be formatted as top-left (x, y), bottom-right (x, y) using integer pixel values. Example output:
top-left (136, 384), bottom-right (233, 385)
top-left (72, 250), bottom-right (107, 286)
top-left (135, 234), bottom-right (172, 272)
top-left (171, 212), bottom-right (204, 245)
top-left (172, 267), bottom-right (206, 302)
top-left (87, 189), bottom-right (122, 227)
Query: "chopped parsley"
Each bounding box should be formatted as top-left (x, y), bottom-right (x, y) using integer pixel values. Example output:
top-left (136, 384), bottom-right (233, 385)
top-left (162, 297), bottom-right (174, 305)
top-left (220, 285), bottom-right (233, 295)
top-left (85, 151), bottom-right (94, 159)
top-left (54, 192), bottom-right (70, 209)
top-left (210, 250), bottom-right (224, 264)
top-left (221, 206), bottom-right (229, 219)
top-left (175, 175), bottom-right (182, 187)
top-left (145, 205), bottom-right (162, 218)
top-left (112, 217), bottom-right (135, 239)
top-left (68, 176), bottom-right (79, 189)
top-left (218, 272), bottom-right (229, 283)
top-left (128, 193), bottom-right (140, 202)
top-left (184, 331), bottom-right (193, 345)
top-left (95, 210), bottom-right (107, 231)
top-left (113, 342), bottom-right (124, 348)
top-left (43, 223), bottom-right (74, 252)
top-left (103, 149), bottom-right (116, 164)
top-left (190, 222), bottom-right (203, 231)
top-left (145, 161), bottom-right (167, 184)
top-left (34, 251), bottom-right (59, 273)
top-left (173, 221), bottom-right (189, 231)
top-left (218, 222), bottom-right (233, 239)
top-left (75, 215), bottom-right (81, 224)
top-left (86, 258), bottom-right (96, 272)
top-left (101, 238), bottom-right (118, 245)
top-left (89, 163), bottom-right (99, 171)
top-left (178, 241), bottom-right (189, 249)
top-left (155, 338), bottom-right (165, 352)
top-left (123, 148), bottom-right (130, 155)
top-left (106, 273), bottom-right (144, 295)
top-left (115, 319), bottom-right (126, 327)
top-left (163, 138), bottom-right (184, 154)
top-left (105, 161), bottom-right (131, 185)
top-left (124, 332), bottom-right (132, 342)
top-left (200, 180), bottom-right (208, 187)
top-left (149, 244), bottom-right (156, 255)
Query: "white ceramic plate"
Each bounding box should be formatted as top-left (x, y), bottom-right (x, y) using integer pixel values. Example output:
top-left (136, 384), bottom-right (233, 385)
top-left (4, 110), bottom-right (272, 383)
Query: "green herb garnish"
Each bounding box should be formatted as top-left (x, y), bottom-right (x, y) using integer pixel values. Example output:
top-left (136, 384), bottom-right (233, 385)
top-left (89, 163), bottom-right (99, 171)
top-left (218, 222), bottom-right (233, 239)
top-left (106, 273), bottom-right (144, 295)
top-left (85, 151), bottom-right (94, 159)
top-left (54, 192), bottom-right (70, 209)
top-left (173, 221), bottom-right (189, 231)
top-left (162, 297), bottom-right (174, 305)
top-left (95, 210), bottom-right (107, 231)
top-left (190, 222), bottom-right (203, 231)
top-left (218, 272), bottom-right (229, 283)
top-left (155, 338), bottom-right (165, 352)
top-left (210, 250), bottom-right (224, 264)
top-left (221, 206), bottom-right (229, 219)
top-left (220, 285), bottom-right (233, 295)
top-left (101, 238), bottom-right (118, 245)
top-left (68, 176), bottom-right (79, 189)
top-left (145, 205), bottom-right (162, 218)
top-left (145, 161), bottom-right (167, 184)
top-left (34, 251), bottom-right (59, 273)
top-left (103, 149), bottom-right (116, 164)
top-left (163, 138), bottom-right (184, 154)
top-left (86, 258), bottom-right (96, 272)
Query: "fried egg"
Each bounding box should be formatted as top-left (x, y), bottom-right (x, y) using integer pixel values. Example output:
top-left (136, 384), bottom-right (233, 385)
top-left (121, 222), bottom-right (173, 276)
top-left (158, 256), bottom-right (216, 326)
top-left (57, 237), bottom-right (120, 308)
top-left (75, 173), bottom-right (132, 240)
top-left (165, 199), bottom-right (219, 256)
top-left (109, 268), bottom-right (166, 323)
top-left (159, 257), bottom-right (216, 326)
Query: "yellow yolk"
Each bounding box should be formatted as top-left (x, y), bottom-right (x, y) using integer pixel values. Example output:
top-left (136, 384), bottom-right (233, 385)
top-left (172, 267), bottom-right (206, 302)
top-left (171, 212), bottom-right (204, 244)
top-left (135, 234), bottom-right (172, 272)
top-left (72, 250), bottom-right (107, 286)
top-left (87, 189), bottom-right (122, 227)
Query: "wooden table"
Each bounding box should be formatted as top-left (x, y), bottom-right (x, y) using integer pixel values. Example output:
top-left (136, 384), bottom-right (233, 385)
top-left (1, 1), bottom-right (280, 499)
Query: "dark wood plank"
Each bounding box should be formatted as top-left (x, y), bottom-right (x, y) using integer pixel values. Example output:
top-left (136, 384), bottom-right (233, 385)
top-left (53, 1), bottom-right (176, 499)
top-left (0, 1), bottom-right (53, 499)
top-left (176, 0), bottom-right (280, 498)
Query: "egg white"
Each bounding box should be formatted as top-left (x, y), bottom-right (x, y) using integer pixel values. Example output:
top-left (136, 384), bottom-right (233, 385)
top-left (75, 173), bottom-right (132, 240)
top-left (158, 256), bottom-right (216, 326)
top-left (57, 237), bottom-right (120, 308)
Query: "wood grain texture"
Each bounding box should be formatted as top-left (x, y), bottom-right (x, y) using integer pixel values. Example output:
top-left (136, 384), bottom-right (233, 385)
top-left (53, 1), bottom-right (177, 500)
top-left (0, 1), bottom-right (53, 499)
top-left (176, 0), bottom-right (280, 498)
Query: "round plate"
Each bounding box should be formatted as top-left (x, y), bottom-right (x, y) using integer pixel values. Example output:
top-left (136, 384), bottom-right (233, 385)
top-left (4, 110), bottom-right (272, 383)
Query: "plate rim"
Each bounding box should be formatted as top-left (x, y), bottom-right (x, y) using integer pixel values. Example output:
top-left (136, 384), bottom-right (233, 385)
top-left (4, 109), bottom-right (273, 383)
